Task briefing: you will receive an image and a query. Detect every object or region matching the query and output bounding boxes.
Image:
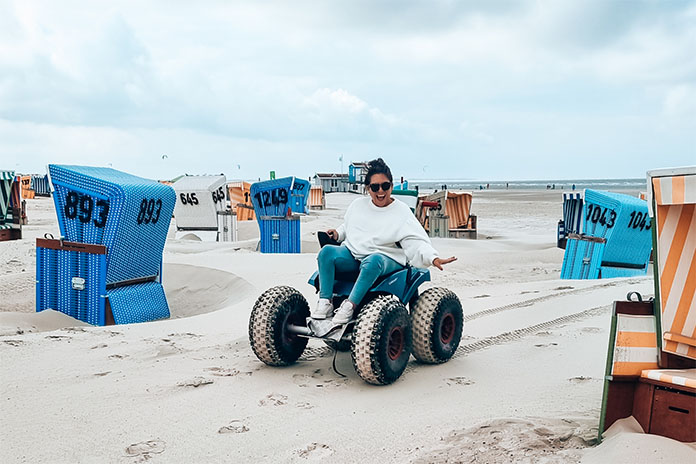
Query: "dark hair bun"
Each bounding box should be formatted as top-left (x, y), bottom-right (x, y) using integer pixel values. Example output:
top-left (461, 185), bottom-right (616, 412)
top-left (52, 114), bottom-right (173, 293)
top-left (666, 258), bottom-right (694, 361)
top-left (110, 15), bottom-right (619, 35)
top-left (365, 157), bottom-right (393, 185)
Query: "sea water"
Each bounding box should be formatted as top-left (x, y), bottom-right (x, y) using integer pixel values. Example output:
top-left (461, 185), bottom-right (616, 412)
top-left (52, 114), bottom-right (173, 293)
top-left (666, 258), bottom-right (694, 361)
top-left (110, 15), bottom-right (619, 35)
top-left (409, 178), bottom-right (645, 192)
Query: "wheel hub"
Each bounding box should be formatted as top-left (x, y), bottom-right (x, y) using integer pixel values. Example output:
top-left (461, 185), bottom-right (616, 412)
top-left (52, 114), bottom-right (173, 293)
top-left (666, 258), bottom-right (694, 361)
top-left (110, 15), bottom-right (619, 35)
top-left (387, 326), bottom-right (404, 360)
top-left (440, 313), bottom-right (455, 344)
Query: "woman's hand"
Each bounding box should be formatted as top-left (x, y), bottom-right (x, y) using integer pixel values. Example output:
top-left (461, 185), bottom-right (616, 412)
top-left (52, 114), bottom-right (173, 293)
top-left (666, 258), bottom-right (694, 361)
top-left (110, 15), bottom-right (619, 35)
top-left (327, 229), bottom-right (339, 241)
top-left (432, 256), bottom-right (457, 270)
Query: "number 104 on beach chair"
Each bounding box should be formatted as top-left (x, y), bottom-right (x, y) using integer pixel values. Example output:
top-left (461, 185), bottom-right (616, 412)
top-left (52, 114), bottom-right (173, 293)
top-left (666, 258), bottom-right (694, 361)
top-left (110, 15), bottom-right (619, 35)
top-left (36, 165), bottom-right (176, 325)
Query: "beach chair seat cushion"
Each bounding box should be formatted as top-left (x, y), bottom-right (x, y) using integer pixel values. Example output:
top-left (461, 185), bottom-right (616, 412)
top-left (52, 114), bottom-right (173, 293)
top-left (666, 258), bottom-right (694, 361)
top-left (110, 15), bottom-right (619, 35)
top-left (640, 368), bottom-right (696, 390)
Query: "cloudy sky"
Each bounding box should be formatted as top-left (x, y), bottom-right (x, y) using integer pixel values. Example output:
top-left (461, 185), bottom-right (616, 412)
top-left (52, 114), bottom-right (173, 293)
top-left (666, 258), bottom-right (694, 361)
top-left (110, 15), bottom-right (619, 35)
top-left (1, 0), bottom-right (694, 182)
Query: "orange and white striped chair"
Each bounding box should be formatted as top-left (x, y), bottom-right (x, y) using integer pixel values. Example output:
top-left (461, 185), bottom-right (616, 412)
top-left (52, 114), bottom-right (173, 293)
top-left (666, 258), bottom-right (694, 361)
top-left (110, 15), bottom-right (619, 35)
top-left (599, 298), bottom-right (658, 436)
top-left (648, 168), bottom-right (696, 360)
top-left (228, 181), bottom-right (255, 221)
top-left (609, 312), bottom-right (659, 376)
top-left (309, 185), bottom-right (325, 210)
top-left (640, 369), bottom-right (696, 389)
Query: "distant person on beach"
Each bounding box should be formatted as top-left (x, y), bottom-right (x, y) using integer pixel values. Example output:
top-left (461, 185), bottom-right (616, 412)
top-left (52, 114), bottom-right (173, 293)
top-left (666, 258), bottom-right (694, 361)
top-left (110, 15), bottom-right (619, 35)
top-left (312, 158), bottom-right (457, 324)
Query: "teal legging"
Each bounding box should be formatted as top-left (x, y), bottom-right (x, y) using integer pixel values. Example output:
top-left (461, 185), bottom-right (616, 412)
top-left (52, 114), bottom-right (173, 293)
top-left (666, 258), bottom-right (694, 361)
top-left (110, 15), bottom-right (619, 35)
top-left (317, 244), bottom-right (404, 305)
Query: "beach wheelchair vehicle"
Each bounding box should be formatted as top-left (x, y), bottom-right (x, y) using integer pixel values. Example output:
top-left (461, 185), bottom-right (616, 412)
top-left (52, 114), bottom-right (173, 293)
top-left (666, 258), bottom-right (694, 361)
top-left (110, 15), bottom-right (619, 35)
top-left (248, 233), bottom-right (464, 385)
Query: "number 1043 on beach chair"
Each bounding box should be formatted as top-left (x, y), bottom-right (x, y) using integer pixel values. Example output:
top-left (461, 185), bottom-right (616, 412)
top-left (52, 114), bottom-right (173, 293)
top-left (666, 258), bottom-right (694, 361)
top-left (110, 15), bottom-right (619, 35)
top-left (36, 165), bottom-right (176, 325)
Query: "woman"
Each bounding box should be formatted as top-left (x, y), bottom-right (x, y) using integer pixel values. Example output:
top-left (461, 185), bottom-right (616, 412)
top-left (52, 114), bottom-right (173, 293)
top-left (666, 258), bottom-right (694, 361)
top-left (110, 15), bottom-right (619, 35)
top-left (312, 158), bottom-right (457, 324)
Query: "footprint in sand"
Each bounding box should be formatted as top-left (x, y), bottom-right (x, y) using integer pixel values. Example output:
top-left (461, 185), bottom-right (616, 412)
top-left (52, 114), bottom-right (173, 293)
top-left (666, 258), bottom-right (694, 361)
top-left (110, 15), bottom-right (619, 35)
top-left (568, 376), bottom-right (594, 383)
top-left (296, 443), bottom-right (334, 459)
top-left (90, 344), bottom-right (108, 349)
top-left (2, 340), bottom-right (23, 347)
top-left (259, 393), bottom-right (288, 406)
top-left (61, 327), bottom-right (87, 333)
top-left (295, 402), bottom-right (315, 410)
top-left (177, 377), bottom-right (214, 388)
top-left (581, 327), bottom-right (602, 333)
top-left (314, 378), bottom-right (350, 389)
top-left (534, 342), bottom-right (558, 347)
top-left (445, 377), bottom-right (475, 386)
top-left (206, 367), bottom-right (241, 377)
top-left (94, 371), bottom-right (111, 377)
top-left (292, 369), bottom-right (325, 387)
top-left (45, 335), bottom-right (71, 341)
top-left (554, 286), bottom-right (575, 291)
top-left (125, 439), bottom-right (166, 459)
top-left (218, 420), bottom-right (250, 434)
top-left (108, 354), bottom-right (128, 360)
top-left (473, 294), bottom-right (491, 299)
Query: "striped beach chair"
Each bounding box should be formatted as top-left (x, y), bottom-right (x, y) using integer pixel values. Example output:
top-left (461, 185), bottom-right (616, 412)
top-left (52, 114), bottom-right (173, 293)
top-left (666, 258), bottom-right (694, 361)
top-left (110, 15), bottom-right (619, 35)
top-left (599, 296), bottom-right (696, 442)
top-left (417, 190), bottom-right (476, 239)
top-left (173, 175), bottom-right (229, 241)
top-left (228, 181), bottom-right (255, 221)
top-left (599, 167), bottom-right (696, 443)
top-left (557, 192), bottom-right (583, 248)
top-left (0, 171), bottom-right (22, 241)
top-left (648, 168), bottom-right (696, 361)
top-left (309, 185), bottom-right (325, 210)
top-left (31, 174), bottom-right (51, 197)
top-left (36, 165), bottom-right (176, 325)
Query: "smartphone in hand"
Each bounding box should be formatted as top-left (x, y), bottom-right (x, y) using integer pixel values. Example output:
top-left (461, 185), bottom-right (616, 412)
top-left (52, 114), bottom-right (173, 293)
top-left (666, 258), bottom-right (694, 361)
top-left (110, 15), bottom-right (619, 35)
top-left (318, 231), bottom-right (340, 247)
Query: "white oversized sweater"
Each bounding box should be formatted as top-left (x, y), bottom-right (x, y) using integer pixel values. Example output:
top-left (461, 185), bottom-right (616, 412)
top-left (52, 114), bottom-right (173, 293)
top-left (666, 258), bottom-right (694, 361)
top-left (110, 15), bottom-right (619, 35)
top-left (336, 196), bottom-right (439, 268)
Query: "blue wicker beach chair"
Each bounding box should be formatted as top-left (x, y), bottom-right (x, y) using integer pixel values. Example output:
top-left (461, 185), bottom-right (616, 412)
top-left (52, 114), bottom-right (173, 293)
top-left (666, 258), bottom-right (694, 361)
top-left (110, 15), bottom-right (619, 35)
top-left (560, 189), bottom-right (652, 279)
top-left (36, 165), bottom-right (176, 325)
top-left (250, 177), bottom-right (302, 253)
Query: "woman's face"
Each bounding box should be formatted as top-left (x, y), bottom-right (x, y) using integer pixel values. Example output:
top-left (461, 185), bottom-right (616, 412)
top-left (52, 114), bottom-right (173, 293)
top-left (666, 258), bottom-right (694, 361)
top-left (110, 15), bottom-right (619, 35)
top-left (367, 173), bottom-right (393, 208)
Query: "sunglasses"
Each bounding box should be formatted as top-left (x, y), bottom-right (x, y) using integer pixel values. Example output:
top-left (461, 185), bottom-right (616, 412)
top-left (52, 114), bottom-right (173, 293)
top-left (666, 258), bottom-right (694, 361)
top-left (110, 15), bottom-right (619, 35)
top-left (369, 182), bottom-right (392, 192)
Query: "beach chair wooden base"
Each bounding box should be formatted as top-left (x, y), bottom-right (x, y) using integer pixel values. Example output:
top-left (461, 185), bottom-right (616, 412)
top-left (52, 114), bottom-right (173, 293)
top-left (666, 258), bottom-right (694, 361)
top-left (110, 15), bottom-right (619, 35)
top-left (600, 299), bottom-right (696, 443)
top-left (633, 374), bottom-right (696, 442)
top-left (0, 227), bottom-right (21, 241)
top-left (448, 228), bottom-right (477, 239)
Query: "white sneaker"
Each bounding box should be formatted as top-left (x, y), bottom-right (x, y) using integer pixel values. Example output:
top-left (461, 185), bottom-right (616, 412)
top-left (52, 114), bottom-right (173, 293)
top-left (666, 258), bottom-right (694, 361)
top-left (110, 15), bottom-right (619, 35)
top-left (311, 298), bottom-right (334, 319)
top-left (332, 300), bottom-right (355, 325)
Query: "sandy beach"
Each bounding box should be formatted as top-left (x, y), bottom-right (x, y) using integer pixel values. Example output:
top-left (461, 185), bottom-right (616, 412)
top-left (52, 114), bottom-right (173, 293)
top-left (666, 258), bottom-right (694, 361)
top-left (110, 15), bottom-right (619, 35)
top-left (1, 190), bottom-right (693, 463)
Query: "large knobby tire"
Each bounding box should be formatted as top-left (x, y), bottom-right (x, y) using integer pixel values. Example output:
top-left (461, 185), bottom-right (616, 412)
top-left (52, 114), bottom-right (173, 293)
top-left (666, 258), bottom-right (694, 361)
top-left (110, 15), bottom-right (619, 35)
top-left (248, 286), bottom-right (310, 366)
top-left (411, 287), bottom-right (464, 364)
top-left (351, 296), bottom-right (412, 385)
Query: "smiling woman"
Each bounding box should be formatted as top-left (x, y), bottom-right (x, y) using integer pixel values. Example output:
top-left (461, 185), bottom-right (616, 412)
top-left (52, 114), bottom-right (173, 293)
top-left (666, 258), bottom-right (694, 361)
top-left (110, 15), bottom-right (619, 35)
top-left (314, 158), bottom-right (457, 324)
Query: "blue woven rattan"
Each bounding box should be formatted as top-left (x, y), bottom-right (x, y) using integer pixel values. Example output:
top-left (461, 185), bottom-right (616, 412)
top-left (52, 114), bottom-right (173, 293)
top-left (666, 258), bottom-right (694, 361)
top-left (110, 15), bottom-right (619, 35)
top-left (560, 237), bottom-right (605, 279)
top-left (584, 189), bottom-right (651, 275)
top-left (259, 217), bottom-right (300, 253)
top-left (107, 281), bottom-right (170, 324)
top-left (36, 245), bottom-right (107, 325)
top-left (561, 189), bottom-right (651, 279)
top-left (290, 178), bottom-right (311, 214)
top-left (48, 165), bottom-right (176, 284)
top-left (250, 177), bottom-right (310, 216)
